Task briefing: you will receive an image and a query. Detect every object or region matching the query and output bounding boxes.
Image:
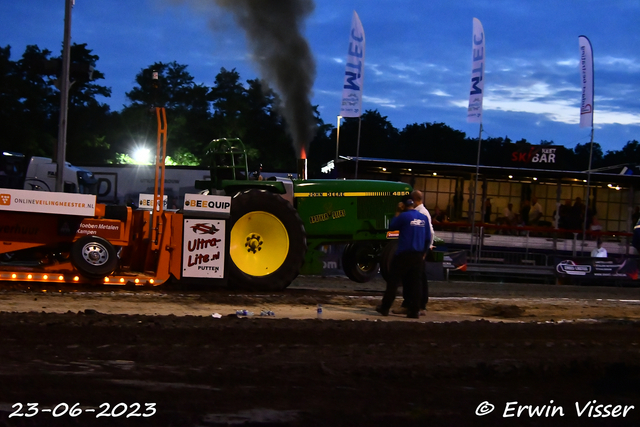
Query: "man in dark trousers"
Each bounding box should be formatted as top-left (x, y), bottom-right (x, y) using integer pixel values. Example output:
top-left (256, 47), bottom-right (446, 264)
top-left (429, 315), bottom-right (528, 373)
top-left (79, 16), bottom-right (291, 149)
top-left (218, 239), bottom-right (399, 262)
top-left (376, 197), bottom-right (432, 319)
top-left (394, 190), bottom-right (433, 315)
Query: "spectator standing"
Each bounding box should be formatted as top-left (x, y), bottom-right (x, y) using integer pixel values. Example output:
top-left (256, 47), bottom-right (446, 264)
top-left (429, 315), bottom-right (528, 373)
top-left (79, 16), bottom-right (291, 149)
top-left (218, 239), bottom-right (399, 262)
top-left (501, 203), bottom-right (516, 234)
top-left (410, 191), bottom-right (434, 250)
top-left (529, 196), bottom-right (543, 225)
top-left (483, 198), bottom-right (492, 223)
top-left (502, 203), bottom-right (515, 225)
top-left (570, 197), bottom-right (586, 231)
top-left (376, 197), bottom-right (431, 319)
top-left (433, 206), bottom-right (447, 223)
top-left (590, 214), bottom-right (603, 234)
top-left (392, 190), bottom-right (433, 315)
top-left (520, 200), bottom-right (531, 226)
top-left (591, 238), bottom-right (607, 258)
top-left (558, 199), bottom-right (572, 229)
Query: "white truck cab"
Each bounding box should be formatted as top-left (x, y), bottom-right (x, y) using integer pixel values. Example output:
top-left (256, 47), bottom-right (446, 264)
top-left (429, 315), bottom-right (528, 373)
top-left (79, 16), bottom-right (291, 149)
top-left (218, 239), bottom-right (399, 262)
top-left (1, 153), bottom-right (98, 194)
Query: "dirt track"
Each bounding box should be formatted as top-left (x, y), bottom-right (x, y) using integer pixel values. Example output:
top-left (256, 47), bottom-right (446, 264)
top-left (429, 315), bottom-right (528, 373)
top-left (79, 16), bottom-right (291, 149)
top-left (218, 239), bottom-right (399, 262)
top-left (0, 276), bottom-right (639, 426)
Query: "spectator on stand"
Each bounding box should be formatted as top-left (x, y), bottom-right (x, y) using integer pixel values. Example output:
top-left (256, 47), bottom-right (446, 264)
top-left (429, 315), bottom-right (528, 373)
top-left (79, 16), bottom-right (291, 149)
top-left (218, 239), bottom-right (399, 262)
top-left (483, 198), bottom-right (492, 223)
top-left (501, 203), bottom-right (514, 223)
top-left (590, 214), bottom-right (603, 235)
top-left (558, 199), bottom-right (572, 229)
top-left (529, 196), bottom-right (543, 225)
top-left (500, 203), bottom-right (516, 234)
top-left (433, 206), bottom-right (447, 224)
top-left (570, 197), bottom-right (586, 231)
top-left (520, 200), bottom-right (531, 226)
top-left (591, 238), bottom-right (607, 258)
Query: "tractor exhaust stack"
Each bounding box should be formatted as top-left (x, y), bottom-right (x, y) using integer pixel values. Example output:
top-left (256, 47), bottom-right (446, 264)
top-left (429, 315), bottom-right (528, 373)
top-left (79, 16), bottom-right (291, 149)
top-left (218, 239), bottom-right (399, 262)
top-left (297, 146), bottom-right (308, 180)
top-left (297, 158), bottom-right (307, 180)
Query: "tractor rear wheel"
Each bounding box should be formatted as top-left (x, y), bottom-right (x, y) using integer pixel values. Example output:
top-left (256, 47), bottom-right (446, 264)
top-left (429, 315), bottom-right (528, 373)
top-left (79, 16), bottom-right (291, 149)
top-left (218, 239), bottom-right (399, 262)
top-left (228, 189), bottom-right (306, 291)
top-left (341, 242), bottom-right (380, 283)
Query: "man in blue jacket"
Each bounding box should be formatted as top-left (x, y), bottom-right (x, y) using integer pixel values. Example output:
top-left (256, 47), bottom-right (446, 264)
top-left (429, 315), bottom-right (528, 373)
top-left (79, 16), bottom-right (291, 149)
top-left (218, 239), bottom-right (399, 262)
top-left (376, 196), bottom-right (432, 319)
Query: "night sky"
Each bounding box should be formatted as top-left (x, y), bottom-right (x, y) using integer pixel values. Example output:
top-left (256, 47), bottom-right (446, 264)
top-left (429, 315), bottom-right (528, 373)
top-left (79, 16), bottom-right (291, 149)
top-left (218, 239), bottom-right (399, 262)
top-left (2, 0), bottom-right (639, 153)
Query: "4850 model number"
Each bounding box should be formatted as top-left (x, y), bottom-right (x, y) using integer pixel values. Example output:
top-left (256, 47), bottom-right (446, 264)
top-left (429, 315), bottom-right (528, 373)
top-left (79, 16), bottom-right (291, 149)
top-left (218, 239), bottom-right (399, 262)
top-left (9, 402), bottom-right (156, 418)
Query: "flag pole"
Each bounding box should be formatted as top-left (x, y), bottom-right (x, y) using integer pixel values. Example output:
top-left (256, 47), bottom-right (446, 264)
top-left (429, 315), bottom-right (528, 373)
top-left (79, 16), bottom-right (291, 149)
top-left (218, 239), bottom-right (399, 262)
top-left (339, 11), bottom-right (365, 179)
top-left (578, 35), bottom-right (594, 255)
top-left (56, 0), bottom-right (74, 192)
top-left (581, 127), bottom-right (595, 254)
top-left (355, 117), bottom-right (362, 178)
top-left (470, 123), bottom-right (482, 256)
top-left (467, 18), bottom-right (485, 257)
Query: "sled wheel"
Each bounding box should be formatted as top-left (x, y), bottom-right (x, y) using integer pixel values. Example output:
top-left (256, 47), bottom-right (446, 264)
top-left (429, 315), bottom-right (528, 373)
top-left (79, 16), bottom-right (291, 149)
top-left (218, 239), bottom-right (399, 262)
top-left (70, 235), bottom-right (118, 278)
top-left (379, 240), bottom-right (398, 282)
top-left (342, 242), bottom-right (380, 283)
top-left (228, 189), bottom-right (306, 291)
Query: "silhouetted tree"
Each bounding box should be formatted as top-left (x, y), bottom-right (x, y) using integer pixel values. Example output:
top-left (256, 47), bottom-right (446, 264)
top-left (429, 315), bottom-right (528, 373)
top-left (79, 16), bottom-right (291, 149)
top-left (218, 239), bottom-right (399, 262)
top-left (0, 43), bottom-right (113, 164)
top-left (399, 122), bottom-right (467, 162)
top-left (602, 140), bottom-right (640, 168)
top-left (574, 141), bottom-right (604, 170)
top-left (117, 61), bottom-right (211, 164)
top-left (307, 106), bottom-right (333, 177)
top-left (336, 110), bottom-right (398, 160)
top-left (0, 45), bottom-right (58, 157)
top-left (64, 43), bottom-right (112, 164)
top-left (207, 70), bottom-right (295, 171)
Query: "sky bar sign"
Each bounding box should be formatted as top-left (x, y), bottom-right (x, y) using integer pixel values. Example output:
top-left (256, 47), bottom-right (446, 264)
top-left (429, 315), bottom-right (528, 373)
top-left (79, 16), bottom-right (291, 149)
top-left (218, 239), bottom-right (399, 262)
top-left (467, 18), bottom-right (485, 123)
top-left (340, 11), bottom-right (365, 118)
top-left (579, 35), bottom-right (594, 129)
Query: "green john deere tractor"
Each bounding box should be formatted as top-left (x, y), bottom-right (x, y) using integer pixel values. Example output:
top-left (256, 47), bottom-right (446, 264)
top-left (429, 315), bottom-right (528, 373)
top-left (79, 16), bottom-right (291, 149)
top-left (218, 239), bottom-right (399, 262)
top-left (195, 138), bottom-right (412, 291)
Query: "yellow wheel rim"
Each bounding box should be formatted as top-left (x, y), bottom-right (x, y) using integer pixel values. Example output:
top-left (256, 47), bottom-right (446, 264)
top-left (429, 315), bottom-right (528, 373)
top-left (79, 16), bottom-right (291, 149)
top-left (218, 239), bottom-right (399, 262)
top-left (230, 211), bottom-right (289, 277)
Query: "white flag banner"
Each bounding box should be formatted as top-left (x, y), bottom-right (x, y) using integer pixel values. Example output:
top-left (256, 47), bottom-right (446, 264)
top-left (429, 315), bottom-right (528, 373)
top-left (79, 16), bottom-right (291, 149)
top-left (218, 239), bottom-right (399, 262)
top-left (340, 11), bottom-right (365, 118)
top-left (579, 35), bottom-right (594, 128)
top-left (467, 18), bottom-right (485, 123)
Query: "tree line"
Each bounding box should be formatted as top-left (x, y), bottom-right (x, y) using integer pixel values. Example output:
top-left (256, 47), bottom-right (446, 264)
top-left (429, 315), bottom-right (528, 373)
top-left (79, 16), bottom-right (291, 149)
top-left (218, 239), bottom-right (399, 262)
top-left (1, 43), bottom-right (639, 176)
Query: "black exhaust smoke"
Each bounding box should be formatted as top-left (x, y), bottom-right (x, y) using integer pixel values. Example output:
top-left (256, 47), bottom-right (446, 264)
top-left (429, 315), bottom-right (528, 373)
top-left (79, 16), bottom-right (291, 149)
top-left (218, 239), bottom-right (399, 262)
top-left (177, 0), bottom-right (317, 159)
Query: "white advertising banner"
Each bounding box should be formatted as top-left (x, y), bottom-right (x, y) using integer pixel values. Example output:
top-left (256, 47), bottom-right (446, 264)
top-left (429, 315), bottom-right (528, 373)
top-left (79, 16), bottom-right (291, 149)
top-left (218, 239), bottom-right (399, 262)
top-left (183, 194), bottom-right (231, 217)
top-left (0, 188), bottom-right (96, 216)
top-left (467, 18), bottom-right (485, 123)
top-left (182, 219), bottom-right (225, 278)
top-left (340, 11), bottom-right (365, 118)
top-left (579, 35), bottom-right (594, 129)
top-left (138, 193), bottom-right (167, 211)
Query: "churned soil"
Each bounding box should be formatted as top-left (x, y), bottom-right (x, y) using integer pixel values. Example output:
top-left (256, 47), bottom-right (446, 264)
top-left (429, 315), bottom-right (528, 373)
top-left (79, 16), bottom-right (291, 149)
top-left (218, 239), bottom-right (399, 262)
top-left (0, 276), bottom-right (639, 426)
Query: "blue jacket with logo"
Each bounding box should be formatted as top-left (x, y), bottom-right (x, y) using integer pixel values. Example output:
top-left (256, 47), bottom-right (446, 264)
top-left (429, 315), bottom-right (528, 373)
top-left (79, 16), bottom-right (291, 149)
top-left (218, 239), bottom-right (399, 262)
top-left (389, 209), bottom-right (431, 255)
